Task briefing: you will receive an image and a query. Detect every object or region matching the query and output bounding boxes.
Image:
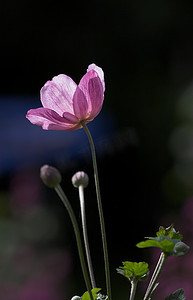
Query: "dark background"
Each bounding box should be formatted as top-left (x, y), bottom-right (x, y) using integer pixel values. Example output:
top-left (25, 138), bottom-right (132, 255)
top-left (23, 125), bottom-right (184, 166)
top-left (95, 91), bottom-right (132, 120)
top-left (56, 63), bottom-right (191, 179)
top-left (1, 0), bottom-right (193, 299)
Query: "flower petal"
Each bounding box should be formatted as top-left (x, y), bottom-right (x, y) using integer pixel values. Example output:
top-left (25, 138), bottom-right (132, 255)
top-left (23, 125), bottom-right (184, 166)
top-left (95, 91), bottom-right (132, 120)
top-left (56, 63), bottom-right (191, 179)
top-left (88, 75), bottom-right (104, 118)
top-left (45, 123), bottom-right (81, 131)
top-left (62, 112), bottom-right (79, 123)
top-left (73, 86), bottom-right (88, 120)
top-left (26, 107), bottom-right (78, 131)
top-left (40, 74), bottom-right (77, 116)
top-left (77, 69), bottom-right (104, 119)
top-left (87, 63), bottom-right (105, 92)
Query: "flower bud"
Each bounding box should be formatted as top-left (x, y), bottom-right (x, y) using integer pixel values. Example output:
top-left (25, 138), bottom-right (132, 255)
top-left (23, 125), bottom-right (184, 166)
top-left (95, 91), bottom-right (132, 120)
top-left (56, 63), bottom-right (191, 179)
top-left (72, 171), bottom-right (89, 188)
top-left (40, 165), bottom-right (62, 188)
top-left (173, 241), bottom-right (190, 257)
top-left (71, 296), bottom-right (81, 300)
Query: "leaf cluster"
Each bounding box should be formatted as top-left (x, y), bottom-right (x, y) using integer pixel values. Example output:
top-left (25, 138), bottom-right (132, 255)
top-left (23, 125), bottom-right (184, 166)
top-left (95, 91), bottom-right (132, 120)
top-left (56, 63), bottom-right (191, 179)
top-left (136, 225), bottom-right (189, 256)
top-left (81, 288), bottom-right (107, 300)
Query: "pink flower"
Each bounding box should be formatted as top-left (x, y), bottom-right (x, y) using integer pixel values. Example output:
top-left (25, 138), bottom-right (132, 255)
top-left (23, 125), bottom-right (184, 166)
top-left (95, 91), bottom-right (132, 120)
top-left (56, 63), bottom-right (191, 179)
top-left (26, 64), bottom-right (105, 131)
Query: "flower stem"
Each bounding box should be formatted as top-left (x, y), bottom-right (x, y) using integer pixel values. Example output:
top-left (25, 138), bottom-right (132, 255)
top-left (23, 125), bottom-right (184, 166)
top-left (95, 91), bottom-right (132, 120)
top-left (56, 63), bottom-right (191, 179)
top-left (81, 122), bottom-right (112, 300)
top-left (130, 281), bottom-right (138, 300)
top-left (79, 184), bottom-right (97, 289)
top-left (54, 184), bottom-right (94, 300)
top-left (143, 252), bottom-right (167, 300)
top-left (144, 252), bottom-right (163, 296)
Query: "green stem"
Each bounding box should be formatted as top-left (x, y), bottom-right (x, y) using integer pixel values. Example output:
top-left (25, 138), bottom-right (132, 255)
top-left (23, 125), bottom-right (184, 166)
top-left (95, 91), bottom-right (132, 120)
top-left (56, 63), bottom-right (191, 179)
top-left (145, 252), bottom-right (163, 297)
top-left (130, 281), bottom-right (138, 300)
top-left (143, 252), bottom-right (167, 300)
top-left (54, 184), bottom-right (94, 300)
top-left (81, 122), bottom-right (112, 300)
top-left (79, 185), bottom-right (97, 289)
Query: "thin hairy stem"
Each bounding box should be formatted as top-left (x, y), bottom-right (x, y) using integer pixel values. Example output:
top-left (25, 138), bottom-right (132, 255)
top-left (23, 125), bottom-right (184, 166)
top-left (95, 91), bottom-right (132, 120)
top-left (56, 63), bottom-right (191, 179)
top-left (54, 184), bottom-right (94, 300)
top-left (130, 281), bottom-right (138, 300)
top-left (81, 122), bottom-right (112, 300)
top-left (79, 185), bottom-right (97, 289)
top-left (143, 252), bottom-right (167, 300)
top-left (145, 252), bottom-right (163, 297)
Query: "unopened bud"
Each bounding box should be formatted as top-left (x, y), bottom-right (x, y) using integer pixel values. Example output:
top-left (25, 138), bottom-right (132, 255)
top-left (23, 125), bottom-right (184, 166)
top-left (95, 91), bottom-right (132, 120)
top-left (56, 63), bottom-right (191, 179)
top-left (40, 165), bottom-right (62, 188)
top-left (72, 171), bottom-right (89, 188)
top-left (173, 241), bottom-right (190, 257)
top-left (71, 296), bottom-right (81, 300)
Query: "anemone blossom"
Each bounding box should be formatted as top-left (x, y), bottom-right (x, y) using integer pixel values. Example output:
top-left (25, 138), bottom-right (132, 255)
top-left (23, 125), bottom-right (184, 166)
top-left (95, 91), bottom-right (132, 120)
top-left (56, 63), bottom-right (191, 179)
top-left (26, 64), bottom-right (105, 131)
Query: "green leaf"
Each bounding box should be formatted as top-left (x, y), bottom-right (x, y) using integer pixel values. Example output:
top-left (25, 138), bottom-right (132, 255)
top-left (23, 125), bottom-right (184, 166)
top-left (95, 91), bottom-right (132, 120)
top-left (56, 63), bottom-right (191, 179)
top-left (137, 237), bottom-right (175, 254)
top-left (82, 288), bottom-right (101, 300)
top-left (117, 261), bottom-right (149, 282)
top-left (165, 288), bottom-right (186, 300)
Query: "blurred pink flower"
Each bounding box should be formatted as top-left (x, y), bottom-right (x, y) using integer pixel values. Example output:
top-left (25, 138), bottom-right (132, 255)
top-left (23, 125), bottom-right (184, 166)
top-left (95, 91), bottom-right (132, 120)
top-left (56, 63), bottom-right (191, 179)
top-left (26, 64), bottom-right (105, 131)
top-left (145, 251), bottom-right (193, 299)
top-left (0, 246), bottom-right (72, 300)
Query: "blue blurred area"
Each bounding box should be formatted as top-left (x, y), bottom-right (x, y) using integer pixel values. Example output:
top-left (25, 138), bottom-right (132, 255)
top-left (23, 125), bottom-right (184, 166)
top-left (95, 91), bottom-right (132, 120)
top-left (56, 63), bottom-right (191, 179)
top-left (0, 96), bottom-right (115, 175)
